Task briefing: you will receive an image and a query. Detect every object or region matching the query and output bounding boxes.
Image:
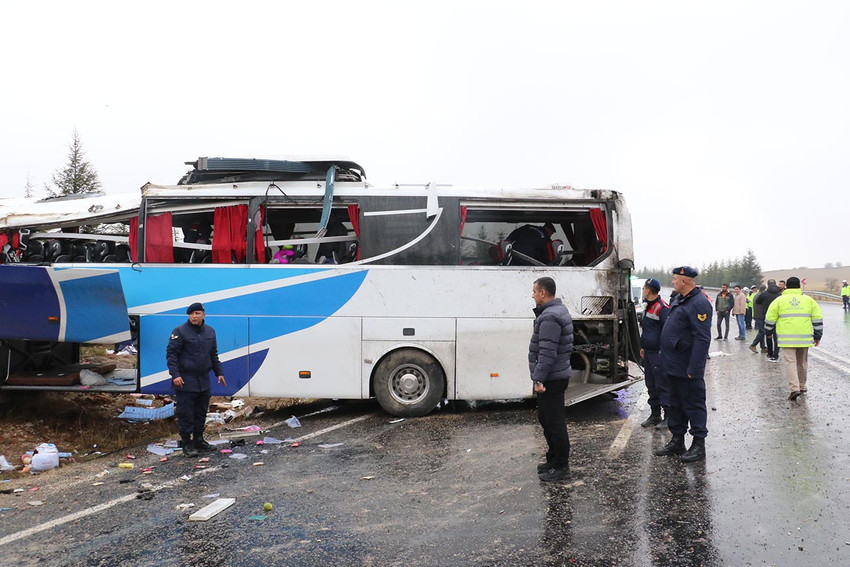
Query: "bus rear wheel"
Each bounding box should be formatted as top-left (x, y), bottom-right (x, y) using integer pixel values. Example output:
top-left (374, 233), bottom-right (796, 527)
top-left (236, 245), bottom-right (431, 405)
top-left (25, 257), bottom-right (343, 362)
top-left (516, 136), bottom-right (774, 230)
top-left (373, 349), bottom-right (445, 417)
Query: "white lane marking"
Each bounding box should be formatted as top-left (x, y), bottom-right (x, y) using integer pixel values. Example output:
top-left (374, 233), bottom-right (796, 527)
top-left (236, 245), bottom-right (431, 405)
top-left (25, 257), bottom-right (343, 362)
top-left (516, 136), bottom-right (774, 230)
top-left (0, 412), bottom-right (376, 548)
top-left (811, 347), bottom-right (850, 366)
top-left (606, 411), bottom-right (642, 460)
top-left (808, 350), bottom-right (849, 374)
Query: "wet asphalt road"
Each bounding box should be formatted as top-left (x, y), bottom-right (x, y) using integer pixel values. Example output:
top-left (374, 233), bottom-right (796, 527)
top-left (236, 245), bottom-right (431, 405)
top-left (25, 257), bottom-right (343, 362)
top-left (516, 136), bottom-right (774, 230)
top-left (1, 304), bottom-right (849, 566)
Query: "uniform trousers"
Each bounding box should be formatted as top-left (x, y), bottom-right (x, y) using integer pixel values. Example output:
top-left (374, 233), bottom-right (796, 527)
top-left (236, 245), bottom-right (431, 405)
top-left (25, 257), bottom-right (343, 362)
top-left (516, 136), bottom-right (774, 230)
top-left (175, 389), bottom-right (212, 440)
top-left (643, 350), bottom-right (669, 410)
top-left (780, 347), bottom-right (809, 393)
top-left (666, 374), bottom-right (708, 439)
top-left (537, 379), bottom-right (570, 469)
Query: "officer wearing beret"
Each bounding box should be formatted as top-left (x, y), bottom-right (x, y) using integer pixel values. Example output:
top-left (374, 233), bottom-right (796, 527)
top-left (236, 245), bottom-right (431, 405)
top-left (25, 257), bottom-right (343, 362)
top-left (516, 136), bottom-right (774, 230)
top-left (166, 302), bottom-right (226, 457)
top-left (655, 266), bottom-right (712, 463)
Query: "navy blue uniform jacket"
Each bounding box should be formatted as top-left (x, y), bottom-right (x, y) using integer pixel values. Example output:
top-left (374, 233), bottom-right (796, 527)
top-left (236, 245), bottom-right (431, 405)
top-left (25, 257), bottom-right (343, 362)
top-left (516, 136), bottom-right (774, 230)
top-left (660, 288), bottom-right (712, 379)
top-left (166, 320), bottom-right (224, 392)
top-left (640, 296), bottom-right (669, 351)
top-left (529, 298), bottom-right (574, 382)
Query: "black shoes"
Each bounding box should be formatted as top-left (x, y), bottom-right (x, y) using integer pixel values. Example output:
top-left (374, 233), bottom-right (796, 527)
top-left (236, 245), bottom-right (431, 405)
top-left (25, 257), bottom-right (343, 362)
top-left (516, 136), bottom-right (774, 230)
top-left (537, 461), bottom-right (553, 473)
top-left (641, 410), bottom-right (662, 428)
top-left (182, 443), bottom-right (198, 457)
top-left (539, 467), bottom-right (571, 482)
top-left (680, 439), bottom-right (706, 463)
top-left (654, 435), bottom-right (686, 456)
top-left (715, 336), bottom-right (722, 340)
top-left (788, 391), bottom-right (801, 401)
top-left (655, 417), bottom-right (668, 430)
top-left (195, 439), bottom-right (214, 452)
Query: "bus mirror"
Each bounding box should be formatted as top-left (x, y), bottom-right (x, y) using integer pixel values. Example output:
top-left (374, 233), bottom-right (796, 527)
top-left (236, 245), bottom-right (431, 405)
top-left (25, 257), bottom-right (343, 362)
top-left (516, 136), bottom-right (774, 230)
top-left (618, 258), bottom-right (634, 269)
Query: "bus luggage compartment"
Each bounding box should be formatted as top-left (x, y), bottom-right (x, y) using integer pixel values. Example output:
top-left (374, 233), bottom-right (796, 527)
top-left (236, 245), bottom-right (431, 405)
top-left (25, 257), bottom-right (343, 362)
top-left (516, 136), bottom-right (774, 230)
top-left (0, 265), bottom-right (136, 392)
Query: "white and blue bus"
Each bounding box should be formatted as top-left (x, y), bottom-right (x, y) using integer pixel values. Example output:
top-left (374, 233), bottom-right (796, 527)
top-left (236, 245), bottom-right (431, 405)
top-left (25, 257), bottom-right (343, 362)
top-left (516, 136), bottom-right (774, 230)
top-left (0, 158), bottom-right (641, 416)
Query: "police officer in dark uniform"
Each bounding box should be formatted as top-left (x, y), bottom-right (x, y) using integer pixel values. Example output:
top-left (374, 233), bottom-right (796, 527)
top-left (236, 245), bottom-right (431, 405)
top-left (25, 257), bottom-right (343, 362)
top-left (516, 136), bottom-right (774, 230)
top-left (507, 223), bottom-right (556, 265)
top-left (655, 266), bottom-right (712, 463)
top-left (639, 278), bottom-right (670, 429)
top-left (166, 302), bottom-right (226, 457)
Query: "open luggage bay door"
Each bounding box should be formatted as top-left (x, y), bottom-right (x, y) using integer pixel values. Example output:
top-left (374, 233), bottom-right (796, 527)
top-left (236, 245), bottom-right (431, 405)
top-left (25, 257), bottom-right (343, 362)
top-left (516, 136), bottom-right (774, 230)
top-left (0, 265), bottom-right (133, 390)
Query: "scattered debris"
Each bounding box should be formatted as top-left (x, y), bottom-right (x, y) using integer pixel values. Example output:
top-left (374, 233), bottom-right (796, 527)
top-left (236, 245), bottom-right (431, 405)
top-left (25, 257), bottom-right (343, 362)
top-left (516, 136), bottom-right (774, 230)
top-left (125, 454), bottom-right (136, 460)
top-left (91, 482), bottom-right (104, 486)
top-left (285, 416), bottom-right (302, 428)
top-left (31, 443), bottom-right (60, 472)
top-left (118, 463), bottom-right (134, 469)
top-left (252, 462), bottom-right (264, 466)
top-left (389, 418), bottom-right (405, 424)
top-left (220, 449), bottom-right (233, 455)
top-left (198, 457), bottom-right (210, 463)
top-left (289, 442), bottom-right (301, 448)
top-left (318, 443), bottom-right (344, 449)
top-left (180, 475), bottom-right (191, 481)
top-left (27, 500), bottom-right (44, 506)
top-left (175, 503), bottom-right (195, 511)
top-left (96, 470), bottom-right (110, 478)
top-left (146, 444), bottom-right (172, 457)
top-left (229, 453), bottom-right (248, 460)
top-left (262, 437), bottom-right (284, 445)
top-left (0, 456), bottom-right (15, 471)
top-left (189, 498), bottom-right (236, 521)
top-left (360, 476), bottom-right (376, 481)
top-left (264, 502), bottom-right (273, 511)
top-left (203, 493), bottom-right (220, 499)
top-left (248, 515), bottom-right (266, 521)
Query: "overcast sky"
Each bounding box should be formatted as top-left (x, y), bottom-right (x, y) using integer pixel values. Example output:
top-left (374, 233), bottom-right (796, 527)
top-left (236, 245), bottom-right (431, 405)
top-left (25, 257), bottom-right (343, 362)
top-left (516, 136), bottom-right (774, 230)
top-left (1, 1), bottom-right (846, 271)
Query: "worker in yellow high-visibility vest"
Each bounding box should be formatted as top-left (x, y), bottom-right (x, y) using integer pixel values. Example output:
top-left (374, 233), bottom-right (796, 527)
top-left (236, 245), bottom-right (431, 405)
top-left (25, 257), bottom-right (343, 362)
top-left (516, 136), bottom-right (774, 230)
top-left (842, 280), bottom-right (850, 311)
top-left (764, 276), bottom-right (823, 401)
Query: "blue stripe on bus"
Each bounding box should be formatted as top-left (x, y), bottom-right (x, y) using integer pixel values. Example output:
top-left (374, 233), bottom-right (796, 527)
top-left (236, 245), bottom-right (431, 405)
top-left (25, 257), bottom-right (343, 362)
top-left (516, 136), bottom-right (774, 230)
top-left (113, 266), bottom-right (325, 309)
top-left (59, 273), bottom-right (130, 342)
top-left (162, 270), bottom-right (368, 319)
top-left (141, 348), bottom-right (269, 396)
top-left (0, 266), bottom-right (62, 342)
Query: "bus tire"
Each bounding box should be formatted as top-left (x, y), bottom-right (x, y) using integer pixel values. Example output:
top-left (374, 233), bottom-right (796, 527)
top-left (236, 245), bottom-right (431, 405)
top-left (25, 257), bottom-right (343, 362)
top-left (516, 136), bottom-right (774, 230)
top-left (373, 349), bottom-right (445, 417)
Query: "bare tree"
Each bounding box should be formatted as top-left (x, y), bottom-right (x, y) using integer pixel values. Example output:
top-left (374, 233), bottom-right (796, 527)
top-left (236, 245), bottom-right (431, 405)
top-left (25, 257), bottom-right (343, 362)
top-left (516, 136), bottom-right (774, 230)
top-left (24, 170), bottom-right (35, 198)
top-left (45, 130), bottom-right (101, 197)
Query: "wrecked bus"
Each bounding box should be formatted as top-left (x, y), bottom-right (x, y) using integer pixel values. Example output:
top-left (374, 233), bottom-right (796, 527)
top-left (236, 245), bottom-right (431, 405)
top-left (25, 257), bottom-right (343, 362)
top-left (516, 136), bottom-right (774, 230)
top-left (0, 157), bottom-right (642, 417)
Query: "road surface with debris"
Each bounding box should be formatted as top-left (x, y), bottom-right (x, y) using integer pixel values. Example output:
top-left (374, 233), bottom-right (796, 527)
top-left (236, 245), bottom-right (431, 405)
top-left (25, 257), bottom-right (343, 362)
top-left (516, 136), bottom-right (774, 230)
top-left (1, 303), bottom-right (848, 566)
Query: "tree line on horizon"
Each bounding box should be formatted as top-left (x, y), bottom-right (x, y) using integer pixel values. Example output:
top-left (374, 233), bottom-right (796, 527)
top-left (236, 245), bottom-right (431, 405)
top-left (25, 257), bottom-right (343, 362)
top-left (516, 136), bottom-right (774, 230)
top-left (640, 249), bottom-right (763, 288)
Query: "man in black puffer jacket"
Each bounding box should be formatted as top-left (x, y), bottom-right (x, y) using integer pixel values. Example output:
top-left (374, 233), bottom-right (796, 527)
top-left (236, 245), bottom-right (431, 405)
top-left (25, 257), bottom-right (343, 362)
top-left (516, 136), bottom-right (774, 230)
top-left (753, 280), bottom-right (782, 361)
top-left (529, 276), bottom-right (574, 482)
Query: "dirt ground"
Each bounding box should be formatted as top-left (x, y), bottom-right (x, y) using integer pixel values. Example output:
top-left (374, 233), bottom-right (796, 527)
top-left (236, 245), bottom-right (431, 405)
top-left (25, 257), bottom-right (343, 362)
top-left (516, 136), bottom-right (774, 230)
top-left (0, 390), bottom-right (304, 477)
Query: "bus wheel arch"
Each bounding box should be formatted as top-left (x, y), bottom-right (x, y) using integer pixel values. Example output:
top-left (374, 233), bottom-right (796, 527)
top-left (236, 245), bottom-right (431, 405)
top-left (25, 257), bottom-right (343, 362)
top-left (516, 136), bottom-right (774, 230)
top-left (371, 347), bottom-right (446, 417)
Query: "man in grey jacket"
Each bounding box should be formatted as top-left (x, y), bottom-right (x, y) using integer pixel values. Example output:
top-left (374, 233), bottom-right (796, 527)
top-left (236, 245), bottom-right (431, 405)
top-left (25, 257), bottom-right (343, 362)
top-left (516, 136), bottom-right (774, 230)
top-left (529, 276), bottom-right (574, 482)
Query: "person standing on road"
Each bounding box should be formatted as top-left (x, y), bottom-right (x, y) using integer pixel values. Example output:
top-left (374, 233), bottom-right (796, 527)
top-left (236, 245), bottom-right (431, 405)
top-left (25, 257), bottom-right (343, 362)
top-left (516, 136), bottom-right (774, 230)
top-left (639, 278), bottom-right (671, 430)
top-left (753, 280), bottom-right (781, 360)
top-left (655, 266), bottom-right (713, 463)
top-left (841, 280), bottom-right (850, 310)
top-left (529, 276), bottom-right (574, 482)
top-left (166, 302), bottom-right (226, 457)
top-left (745, 287), bottom-right (755, 330)
top-left (714, 284), bottom-right (734, 340)
top-left (732, 285), bottom-right (748, 340)
top-left (764, 277), bottom-right (823, 401)
top-left (748, 284), bottom-right (768, 354)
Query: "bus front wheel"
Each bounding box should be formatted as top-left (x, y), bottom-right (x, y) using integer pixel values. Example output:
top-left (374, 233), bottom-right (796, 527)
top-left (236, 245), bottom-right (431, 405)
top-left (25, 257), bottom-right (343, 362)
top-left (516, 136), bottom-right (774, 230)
top-left (373, 349), bottom-right (445, 417)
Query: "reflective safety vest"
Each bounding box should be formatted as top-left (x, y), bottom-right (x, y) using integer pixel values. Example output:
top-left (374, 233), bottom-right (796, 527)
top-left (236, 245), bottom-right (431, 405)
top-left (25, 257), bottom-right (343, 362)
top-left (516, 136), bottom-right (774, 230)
top-left (842, 285), bottom-right (850, 297)
top-left (747, 293), bottom-right (755, 310)
top-left (764, 289), bottom-right (823, 348)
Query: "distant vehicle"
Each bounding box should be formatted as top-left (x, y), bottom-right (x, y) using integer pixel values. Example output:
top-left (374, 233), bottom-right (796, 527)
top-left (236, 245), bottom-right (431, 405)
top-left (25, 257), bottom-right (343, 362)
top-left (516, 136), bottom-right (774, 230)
top-left (0, 157), bottom-right (642, 416)
top-left (631, 278), bottom-right (645, 320)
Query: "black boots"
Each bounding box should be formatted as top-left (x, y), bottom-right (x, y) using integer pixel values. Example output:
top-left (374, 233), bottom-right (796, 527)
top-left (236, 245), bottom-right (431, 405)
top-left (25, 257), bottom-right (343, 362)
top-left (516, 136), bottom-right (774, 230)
top-left (681, 438), bottom-right (706, 462)
top-left (539, 467), bottom-right (571, 482)
top-left (641, 407), bottom-right (662, 428)
top-left (194, 437), bottom-right (214, 452)
top-left (181, 440), bottom-right (198, 457)
top-left (654, 435), bottom-right (686, 456)
top-left (655, 412), bottom-right (668, 430)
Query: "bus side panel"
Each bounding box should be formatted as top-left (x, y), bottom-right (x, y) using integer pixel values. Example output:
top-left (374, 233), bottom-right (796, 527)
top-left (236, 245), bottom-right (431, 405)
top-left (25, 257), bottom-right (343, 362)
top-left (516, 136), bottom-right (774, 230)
top-left (139, 314), bottom-right (251, 396)
top-left (455, 318), bottom-right (532, 399)
top-left (247, 317), bottom-right (362, 398)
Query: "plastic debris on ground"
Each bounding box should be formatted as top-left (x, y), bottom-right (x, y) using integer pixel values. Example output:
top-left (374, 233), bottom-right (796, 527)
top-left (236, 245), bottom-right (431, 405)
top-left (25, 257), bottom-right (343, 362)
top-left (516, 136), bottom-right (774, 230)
top-left (175, 503), bottom-right (195, 510)
top-left (252, 462), bottom-right (264, 466)
top-left (164, 439), bottom-right (180, 449)
top-left (262, 437), bottom-right (284, 445)
top-left (117, 402), bottom-right (175, 422)
top-left (31, 444), bottom-right (60, 472)
top-left (79, 369), bottom-right (108, 386)
top-left (285, 416), bottom-right (302, 428)
top-left (248, 515), bottom-right (266, 521)
top-left (230, 399), bottom-right (245, 409)
top-left (0, 456), bottom-right (15, 471)
top-left (318, 443), bottom-right (344, 449)
top-left (389, 418), bottom-right (405, 424)
top-left (229, 453), bottom-right (248, 460)
top-left (208, 439), bottom-right (229, 446)
top-left (180, 475), bottom-right (191, 481)
top-left (189, 498), bottom-right (236, 521)
top-left (146, 444), bottom-right (173, 457)
top-left (27, 501), bottom-right (44, 506)
top-left (204, 493), bottom-right (220, 499)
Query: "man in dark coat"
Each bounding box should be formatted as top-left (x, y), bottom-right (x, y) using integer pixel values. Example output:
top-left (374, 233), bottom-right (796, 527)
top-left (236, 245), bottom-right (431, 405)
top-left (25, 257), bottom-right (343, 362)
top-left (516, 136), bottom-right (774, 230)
top-left (753, 280), bottom-right (782, 361)
top-left (166, 302), bottom-right (226, 457)
top-left (529, 276), bottom-right (574, 482)
top-left (639, 278), bottom-right (670, 430)
top-left (507, 223), bottom-right (556, 265)
top-left (656, 266), bottom-right (712, 463)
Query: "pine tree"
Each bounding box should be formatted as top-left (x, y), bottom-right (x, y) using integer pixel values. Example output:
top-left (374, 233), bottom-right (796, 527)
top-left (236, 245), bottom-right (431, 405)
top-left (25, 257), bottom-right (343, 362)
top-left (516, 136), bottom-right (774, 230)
top-left (46, 130), bottom-right (101, 197)
top-left (24, 170), bottom-right (35, 198)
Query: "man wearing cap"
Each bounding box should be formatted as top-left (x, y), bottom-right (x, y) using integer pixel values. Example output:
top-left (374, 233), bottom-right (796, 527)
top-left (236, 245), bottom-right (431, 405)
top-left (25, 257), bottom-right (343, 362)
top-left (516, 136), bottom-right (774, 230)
top-left (655, 266), bottom-right (712, 463)
top-left (639, 278), bottom-right (670, 429)
top-left (764, 277), bottom-right (823, 401)
top-left (842, 280), bottom-right (850, 311)
top-left (506, 223), bottom-right (556, 265)
top-left (166, 302), bottom-right (226, 457)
